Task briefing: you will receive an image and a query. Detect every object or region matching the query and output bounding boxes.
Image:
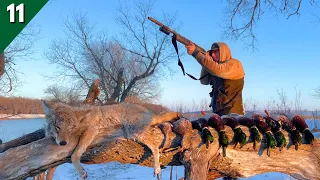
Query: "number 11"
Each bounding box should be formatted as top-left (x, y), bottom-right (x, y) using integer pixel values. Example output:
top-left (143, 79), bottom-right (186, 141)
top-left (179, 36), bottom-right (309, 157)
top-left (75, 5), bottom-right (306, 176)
top-left (7, 3), bottom-right (25, 23)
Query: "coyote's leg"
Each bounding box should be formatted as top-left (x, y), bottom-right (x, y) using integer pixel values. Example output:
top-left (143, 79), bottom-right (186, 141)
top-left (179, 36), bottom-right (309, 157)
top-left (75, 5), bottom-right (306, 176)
top-left (135, 135), bottom-right (162, 180)
top-left (151, 111), bottom-right (180, 125)
top-left (151, 147), bottom-right (162, 180)
top-left (46, 166), bottom-right (57, 180)
top-left (71, 130), bottom-right (97, 180)
top-left (33, 172), bottom-right (45, 180)
top-left (33, 166), bottom-right (56, 180)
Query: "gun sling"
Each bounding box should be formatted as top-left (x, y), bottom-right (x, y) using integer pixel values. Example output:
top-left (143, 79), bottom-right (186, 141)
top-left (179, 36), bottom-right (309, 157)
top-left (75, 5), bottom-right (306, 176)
top-left (172, 34), bottom-right (209, 81)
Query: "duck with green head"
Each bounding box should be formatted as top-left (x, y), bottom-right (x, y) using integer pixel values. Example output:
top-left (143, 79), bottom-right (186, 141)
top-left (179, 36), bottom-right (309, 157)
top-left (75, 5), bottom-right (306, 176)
top-left (191, 118), bottom-right (214, 148)
top-left (291, 115), bottom-right (314, 145)
top-left (208, 113), bottom-right (229, 157)
top-left (252, 114), bottom-right (276, 157)
top-left (221, 115), bottom-right (247, 149)
top-left (277, 114), bottom-right (302, 150)
top-left (237, 116), bottom-right (261, 150)
top-left (264, 110), bottom-right (286, 152)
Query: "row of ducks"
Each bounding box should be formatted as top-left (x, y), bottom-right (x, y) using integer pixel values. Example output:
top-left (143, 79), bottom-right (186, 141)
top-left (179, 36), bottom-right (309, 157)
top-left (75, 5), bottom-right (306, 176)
top-left (160, 110), bottom-right (315, 158)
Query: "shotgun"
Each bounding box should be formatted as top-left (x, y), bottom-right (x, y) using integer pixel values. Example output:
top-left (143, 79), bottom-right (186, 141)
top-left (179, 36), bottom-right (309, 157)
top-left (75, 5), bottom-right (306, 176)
top-left (148, 17), bottom-right (206, 53)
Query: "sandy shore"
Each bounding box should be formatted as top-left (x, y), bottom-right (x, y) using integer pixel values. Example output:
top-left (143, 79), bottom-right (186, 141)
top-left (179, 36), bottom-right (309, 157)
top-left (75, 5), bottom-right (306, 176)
top-left (0, 114), bottom-right (45, 120)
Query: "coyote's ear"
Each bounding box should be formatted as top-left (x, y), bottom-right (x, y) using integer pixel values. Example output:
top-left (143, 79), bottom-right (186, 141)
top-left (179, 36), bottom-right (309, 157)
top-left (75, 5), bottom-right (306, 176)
top-left (75, 110), bottom-right (91, 122)
top-left (41, 100), bottom-right (55, 115)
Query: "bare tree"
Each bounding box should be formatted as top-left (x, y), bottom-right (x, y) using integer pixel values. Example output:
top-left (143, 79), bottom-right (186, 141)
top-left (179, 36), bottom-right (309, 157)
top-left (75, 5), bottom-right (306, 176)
top-left (46, 1), bottom-right (177, 104)
top-left (190, 99), bottom-right (199, 112)
top-left (311, 109), bottom-right (319, 130)
top-left (275, 88), bottom-right (292, 114)
top-left (0, 52), bottom-right (4, 78)
top-left (222, 0), bottom-right (319, 50)
top-left (313, 12), bottom-right (320, 23)
top-left (0, 25), bottom-right (40, 93)
top-left (171, 101), bottom-right (189, 114)
top-left (294, 85), bottom-right (303, 114)
top-left (114, 0), bottom-right (177, 101)
top-left (200, 98), bottom-right (210, 112)
top-left (313, 85), bottom-right (320, 99)
top-left (0, 96), bottom-right (43, 115)
top-left (264, 99), bottom-right (276, 111)
top-left (244, 97), bottom-right (259, 113)
top-left (44, 84), bottom-right (83, 105)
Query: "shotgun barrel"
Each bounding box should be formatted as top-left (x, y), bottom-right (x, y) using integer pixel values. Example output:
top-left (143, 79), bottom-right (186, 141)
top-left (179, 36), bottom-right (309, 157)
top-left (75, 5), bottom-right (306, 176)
top-left (148, 17), bottom-right (206, 53)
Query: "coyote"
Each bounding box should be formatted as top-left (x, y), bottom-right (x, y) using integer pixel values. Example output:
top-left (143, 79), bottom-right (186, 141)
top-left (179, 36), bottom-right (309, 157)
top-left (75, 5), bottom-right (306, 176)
top-left (41, 100), bottom-right (179, 180)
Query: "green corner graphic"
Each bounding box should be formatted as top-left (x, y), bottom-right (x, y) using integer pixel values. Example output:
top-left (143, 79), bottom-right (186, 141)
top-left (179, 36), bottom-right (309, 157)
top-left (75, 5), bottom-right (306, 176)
top-left (0, 0), bottom-right (48, 52)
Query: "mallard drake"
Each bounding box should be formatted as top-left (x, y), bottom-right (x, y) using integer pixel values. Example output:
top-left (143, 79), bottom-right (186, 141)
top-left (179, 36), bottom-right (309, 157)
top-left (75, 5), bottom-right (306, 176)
top-left (252, 114), bottom-right (276, 157)
top-left (237, 116), bottom-right (261, 150)
top-left (221, 115), bottom-right (247, 149)
top-left (208, 113), bottom-right (229, 157)
top-left (291, 115), bottom-right (314, 145)
top-left (277, 114), bottom-right (302, 150)
top-left (264, 110), bottom-right (286, 151)
top-left (191, 118), bottom-right (214, 148)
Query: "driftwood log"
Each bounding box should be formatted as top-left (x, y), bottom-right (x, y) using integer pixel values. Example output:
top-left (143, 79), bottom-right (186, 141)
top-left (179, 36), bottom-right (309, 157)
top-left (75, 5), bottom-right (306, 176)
top-left (1, 80), bottom-right (320, 180)
top-left (0, 124), bottom-right (319, 180)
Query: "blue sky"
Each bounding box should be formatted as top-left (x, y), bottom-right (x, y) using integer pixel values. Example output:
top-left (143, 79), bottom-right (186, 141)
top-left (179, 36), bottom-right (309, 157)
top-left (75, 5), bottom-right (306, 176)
top-left (10, 0), bottom-right (320, 110)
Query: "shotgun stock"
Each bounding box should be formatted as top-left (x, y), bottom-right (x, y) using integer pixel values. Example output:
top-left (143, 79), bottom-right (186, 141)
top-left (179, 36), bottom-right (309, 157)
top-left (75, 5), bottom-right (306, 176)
top-left (148, 17), bottom-right (206, 53)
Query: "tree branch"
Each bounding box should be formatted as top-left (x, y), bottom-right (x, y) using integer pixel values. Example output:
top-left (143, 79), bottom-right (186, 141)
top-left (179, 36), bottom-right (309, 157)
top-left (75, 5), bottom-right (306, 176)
top-left (312, 85), bottom-right (320, 99)
top-left (0, 52), bottom-right (4, 77)
top-left (287, 0), bottom-right (302, 19)
top-left (83, 79), bottom-right (101, 105)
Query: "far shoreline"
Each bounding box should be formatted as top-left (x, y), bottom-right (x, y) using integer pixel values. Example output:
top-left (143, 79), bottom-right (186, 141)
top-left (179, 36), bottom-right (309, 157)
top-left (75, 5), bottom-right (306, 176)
top-left (0, 114), bottom-right (45, 120)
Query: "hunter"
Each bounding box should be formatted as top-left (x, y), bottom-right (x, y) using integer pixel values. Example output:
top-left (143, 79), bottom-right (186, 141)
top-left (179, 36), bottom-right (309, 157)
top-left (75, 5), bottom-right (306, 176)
top-left (185, 42), bottom-right (245, 116)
